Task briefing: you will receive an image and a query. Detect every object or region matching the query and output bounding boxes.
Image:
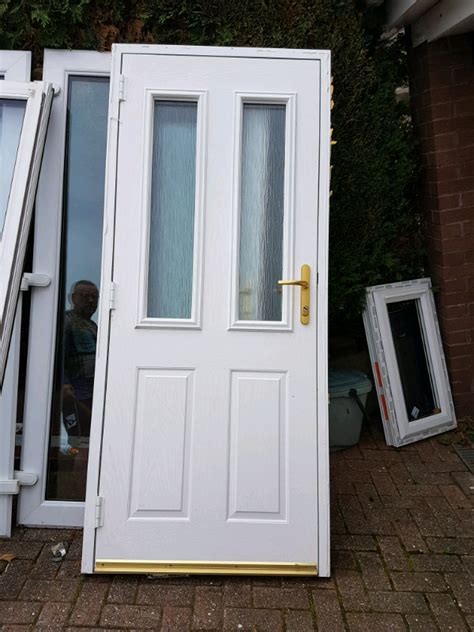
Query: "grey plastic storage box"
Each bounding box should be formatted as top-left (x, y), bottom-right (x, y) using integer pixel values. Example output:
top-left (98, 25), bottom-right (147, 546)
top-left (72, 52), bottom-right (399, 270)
top-left (328, 369), bottom-right (373, 451)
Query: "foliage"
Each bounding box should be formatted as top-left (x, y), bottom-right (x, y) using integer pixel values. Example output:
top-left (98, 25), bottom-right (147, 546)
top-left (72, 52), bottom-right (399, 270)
top-left (0, 0), bottom-right (424, 319)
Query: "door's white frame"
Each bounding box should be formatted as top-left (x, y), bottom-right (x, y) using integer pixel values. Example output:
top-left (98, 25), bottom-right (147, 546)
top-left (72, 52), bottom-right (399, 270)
top-left (363, 278), bottom-right (456, 447)
top-left (0, 51), bottom-right (31, 537)
top-left (19, 50), bottom-right (110, 528)
top-left (83, 44), bottom-right (331, 577)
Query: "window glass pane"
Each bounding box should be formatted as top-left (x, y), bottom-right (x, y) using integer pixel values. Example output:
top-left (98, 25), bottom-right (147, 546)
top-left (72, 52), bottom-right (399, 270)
top-left (387, 299), bottom-right (438, 421)
top-left (238, 103), bottom-right (286, 321)
top-left (46, 76), bottom-right (109, 501)
top-left (0, 98), bottom-right (26, 235)
top-left (147, 101), bottom-right (197, 319)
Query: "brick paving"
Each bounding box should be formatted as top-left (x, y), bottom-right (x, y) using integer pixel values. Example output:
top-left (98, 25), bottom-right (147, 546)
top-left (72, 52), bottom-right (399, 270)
top-left (0, 420), bottom-right (473, 630)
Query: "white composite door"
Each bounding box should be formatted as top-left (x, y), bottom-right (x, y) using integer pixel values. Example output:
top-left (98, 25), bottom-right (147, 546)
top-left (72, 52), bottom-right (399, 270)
top-left (85, 45), bottom-right (330, 576)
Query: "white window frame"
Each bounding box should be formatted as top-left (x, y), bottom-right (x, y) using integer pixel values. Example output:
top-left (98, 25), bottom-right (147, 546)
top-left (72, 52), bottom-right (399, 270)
top-left (0, 51), bottom-right (31, 81)
top-left (0, 51), bottom-right (32, 537)
top-left (363, 278), bottom-right (456, 447)
top-left (0, 80), bottom-right (53, 382)
top-left (19, 50), bottom-right (110, 528)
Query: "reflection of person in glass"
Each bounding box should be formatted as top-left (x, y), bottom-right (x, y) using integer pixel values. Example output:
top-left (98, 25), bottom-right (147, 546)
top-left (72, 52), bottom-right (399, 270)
top-left (62, 280), bottom-right (99, 443)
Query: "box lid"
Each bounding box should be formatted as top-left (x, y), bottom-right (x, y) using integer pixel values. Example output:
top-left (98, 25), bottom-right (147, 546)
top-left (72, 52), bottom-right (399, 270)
top-left (328, 368), bottom-right (372, 398)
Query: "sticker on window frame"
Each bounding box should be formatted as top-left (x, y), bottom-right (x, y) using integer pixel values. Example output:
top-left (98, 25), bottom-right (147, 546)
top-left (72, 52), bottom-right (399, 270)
top-left (363, 278), bottom-right (456, 447)
top-left (0, 81), bottom-right (54, 384)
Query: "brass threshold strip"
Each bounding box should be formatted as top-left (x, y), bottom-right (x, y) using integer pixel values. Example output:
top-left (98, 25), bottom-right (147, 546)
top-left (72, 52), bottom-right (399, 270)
top-left (95, 560), bottom-right (318, 576)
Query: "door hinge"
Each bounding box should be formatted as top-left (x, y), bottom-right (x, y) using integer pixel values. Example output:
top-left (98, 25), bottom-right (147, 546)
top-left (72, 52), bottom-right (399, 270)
top-left (109, 282), bottom-right (116, 310)
top-left (95, 496), bottom-right (105, 528)
top-left (0, 471), bottom-right (38, 495)
top-left (21, 272), bottom-right (51, 292)
top-left (118, 75), bottom-right (126, 102)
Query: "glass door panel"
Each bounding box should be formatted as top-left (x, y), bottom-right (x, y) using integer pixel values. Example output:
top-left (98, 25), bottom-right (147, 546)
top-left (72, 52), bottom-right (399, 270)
top-left (147, 100), bottom-right (198, 319)
top-left (46, 76), bottom-right (109, 501)
top-left (238, 103), bottom-right (286, 321)
top-left (387, 299), bottom-right (438, 421)
top-left (0, 99), bottom-right (26, 234)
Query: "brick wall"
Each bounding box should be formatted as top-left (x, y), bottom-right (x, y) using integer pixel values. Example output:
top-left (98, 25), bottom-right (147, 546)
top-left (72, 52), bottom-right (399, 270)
top-left (408, 32), bottom-right (474, 417)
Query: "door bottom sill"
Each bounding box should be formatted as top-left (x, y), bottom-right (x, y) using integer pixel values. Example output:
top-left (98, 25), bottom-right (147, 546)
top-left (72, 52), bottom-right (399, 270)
top-left (95, 559), bottom-right (318, 576)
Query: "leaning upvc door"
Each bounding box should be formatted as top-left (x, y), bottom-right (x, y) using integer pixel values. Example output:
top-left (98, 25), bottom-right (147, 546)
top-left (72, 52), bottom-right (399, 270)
top-left (0, 70), bottom-right (53, 536)
top-left (84, 45), bottom-right (331, 576)
top-left (0, 51), bottom-right (31, 537)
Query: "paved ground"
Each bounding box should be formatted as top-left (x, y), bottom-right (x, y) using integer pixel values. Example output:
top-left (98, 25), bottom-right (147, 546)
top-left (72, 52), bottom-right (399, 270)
top-left (1, 419), bottom-right (473, 631)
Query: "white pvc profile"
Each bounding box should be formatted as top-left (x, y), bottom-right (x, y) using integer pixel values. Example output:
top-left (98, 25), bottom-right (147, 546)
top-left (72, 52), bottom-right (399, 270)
top-left (19, 50), bottom-right (110, 529)
top-left (0, 81), bottom-right (53, 384)
top-left (363, 278), bottom-right (456, 447)
top-left (0, 51), bottom-right (31, 539)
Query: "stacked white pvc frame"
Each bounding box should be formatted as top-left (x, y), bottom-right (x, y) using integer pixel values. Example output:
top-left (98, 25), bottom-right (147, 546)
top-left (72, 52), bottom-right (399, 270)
top-left (0, 51), bottom-right (32, 537)
top-left (363, 278), bottom-right (456, 447)
top-left (19, 50), bottom-right (110, 528)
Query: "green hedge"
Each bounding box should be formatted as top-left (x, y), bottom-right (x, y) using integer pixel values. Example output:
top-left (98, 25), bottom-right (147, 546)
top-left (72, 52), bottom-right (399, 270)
top-left (0, 0), bottom-right (424, 319)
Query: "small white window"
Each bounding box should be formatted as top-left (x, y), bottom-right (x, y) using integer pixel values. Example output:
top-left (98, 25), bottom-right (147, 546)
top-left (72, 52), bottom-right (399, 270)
top-left (363, 278), bottom-right (456, 447)
top-left (0, 81), bottom-right (53, 383)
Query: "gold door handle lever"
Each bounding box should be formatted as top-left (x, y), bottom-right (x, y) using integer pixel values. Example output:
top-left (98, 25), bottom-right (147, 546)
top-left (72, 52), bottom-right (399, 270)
top-left (277, 265), bottom-right (310, 325)
top-left (278, 279), bottom-right (309, 289)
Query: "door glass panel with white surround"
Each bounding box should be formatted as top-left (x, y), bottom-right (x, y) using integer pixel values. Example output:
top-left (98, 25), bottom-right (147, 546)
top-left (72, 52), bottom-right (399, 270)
top-left (84, 45), bottom-right (331, 576)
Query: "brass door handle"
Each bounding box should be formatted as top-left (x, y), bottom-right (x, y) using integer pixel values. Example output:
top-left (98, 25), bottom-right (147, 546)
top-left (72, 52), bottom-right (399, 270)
top-left (277, 264), bottom-right (310, 325)
top-left (278, 279), bottom-right (308, 289)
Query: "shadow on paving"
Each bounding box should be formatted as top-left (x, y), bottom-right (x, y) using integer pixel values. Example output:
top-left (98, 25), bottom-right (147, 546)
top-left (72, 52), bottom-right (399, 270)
top-left (0, 418), bottom-right (473, 631)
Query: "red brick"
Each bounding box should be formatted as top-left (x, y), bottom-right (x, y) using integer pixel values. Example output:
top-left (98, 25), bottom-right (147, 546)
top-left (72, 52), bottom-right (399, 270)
top-left (444, 573), bottom-right (474, 613)
top-left (100, 604), bottom-right (161, 628)
top-left (369, 591), bottom-right (428, 613)
top-left (222, 579), bottom-right (251, 607)
top-left (21, 529), bottom-right (76, 543)
top-left (427, 593), bottom-right (469, 631)
top-left (136, 582), bottom-right (194, 606)
top-left (19, 579), bottom-right (80, 602)
top-left (0, 601), bottom-right (41, 624)
top-left (377, 536), bottom-right (409, 571)
top-left (410, 554), bottom-right (463, 573)
top-left (356, 552), bottom-right (391, 591)
top-left (405, 613), bottom-right (438, 631)
top-left (161, 606), bottom-right (192, 631)
top-left (393, 520), bottom-right (428, 554)
top-left (346, 612), bottom-right (406, 631)
top-left (68, 581), bottom-right (108, 626)
top-left (312, 590), bottom-right (345, 631)
top-left (192, 586), bottom-right (223, 630)
top-left (36, 601), bottom-right (71, 627)
top-left (0, 560), bottom-right (33, 600)
top-left (440, 484), bottom-right (473, 509)
top-left (253, 586), bottom-right (308, 609)
top-left (425, 538), bottom-right (474, 555)
top-left (285, 610), bottom-right (314, 632)
top-left (0, 542), bottom-right (42, 561)
top-left (390, 571), bottom-right (446, 592)
top-left (334, 569), bottom-right (370, 611)
top-left (223, 607), bottom-right (283, 631)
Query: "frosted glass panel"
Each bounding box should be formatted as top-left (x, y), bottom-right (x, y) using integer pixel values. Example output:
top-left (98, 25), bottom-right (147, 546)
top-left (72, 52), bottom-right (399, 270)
top-left (238, 104), bottom-right (286, 321)
top-left (0, 98), bottom-right (26, 235)
top-left (148, 101), bottom-right (197, 319)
